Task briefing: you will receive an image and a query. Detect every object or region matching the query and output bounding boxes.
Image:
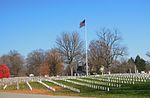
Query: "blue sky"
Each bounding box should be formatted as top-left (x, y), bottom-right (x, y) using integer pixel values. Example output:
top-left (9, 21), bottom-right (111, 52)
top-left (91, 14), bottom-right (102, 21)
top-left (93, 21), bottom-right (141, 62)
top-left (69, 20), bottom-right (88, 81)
top-left (0, 0), bottom-right (150, 60)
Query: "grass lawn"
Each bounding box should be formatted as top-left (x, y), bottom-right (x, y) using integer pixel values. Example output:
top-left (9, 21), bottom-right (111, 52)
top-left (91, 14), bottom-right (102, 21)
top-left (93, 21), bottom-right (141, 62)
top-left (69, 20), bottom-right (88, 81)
top-left (53, 79), bottom-right (150, 98)
top-left (43, 81), bottom-right (79, 96)
top-left (0, 79), bottom-right (150, 98)
top-left (19, 82), bottom-right (29, 90)
top-left (5, 84), bottom-right (16, 90)
top-left (0, 85), bottom-right (3, 90)
top-left (29, 82), bottom-right (47, 89)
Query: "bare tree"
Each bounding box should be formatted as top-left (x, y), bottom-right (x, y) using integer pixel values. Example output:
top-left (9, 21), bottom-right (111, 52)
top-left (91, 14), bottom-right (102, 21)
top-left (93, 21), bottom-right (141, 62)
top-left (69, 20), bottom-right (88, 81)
top-left (145, 61), bottom-right (150, 72)
top-left (89, 28), bottom-right (127, 73)
top-left (0, 50), bottom-right (25, 77)
top-left (89, 40), bottom-right (104, 74)
top-left (39, 64), bottom-right (50, 76)
top-left (44, 49), bottom-right (64, 76)
top-left (0, 55), bottom-right (11, 68)
top-left (56, 32), bottom-right (84, 76)
top-left (26, 49), bottom-right (45, 76)
top-left (146, 52), bottom-right (150, 58)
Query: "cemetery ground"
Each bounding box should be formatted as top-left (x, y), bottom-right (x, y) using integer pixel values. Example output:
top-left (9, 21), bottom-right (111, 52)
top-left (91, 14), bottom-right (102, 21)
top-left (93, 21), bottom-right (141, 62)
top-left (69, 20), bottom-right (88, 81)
top-left (0, 74), bottom-right (150, 98)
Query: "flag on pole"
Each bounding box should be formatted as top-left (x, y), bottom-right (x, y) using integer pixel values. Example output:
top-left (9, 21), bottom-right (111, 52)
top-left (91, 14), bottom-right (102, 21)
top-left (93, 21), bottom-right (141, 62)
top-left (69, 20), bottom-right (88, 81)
top-left (80, 19), bottom-right (85, 28)
top-left (79, 19), bottom-right (88, 75)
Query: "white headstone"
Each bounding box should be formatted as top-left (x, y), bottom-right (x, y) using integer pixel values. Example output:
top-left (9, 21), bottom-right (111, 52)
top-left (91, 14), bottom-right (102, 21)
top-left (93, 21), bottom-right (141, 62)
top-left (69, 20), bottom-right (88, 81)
top-left (148, 71), bottom-right (150, 74)
top-left (141, 71), bottom-right (145, 74)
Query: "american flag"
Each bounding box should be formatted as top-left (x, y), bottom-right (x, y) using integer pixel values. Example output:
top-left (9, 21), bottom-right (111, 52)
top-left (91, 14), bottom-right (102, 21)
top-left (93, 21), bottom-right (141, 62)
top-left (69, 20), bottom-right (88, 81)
top-left (80, 19), bottom-right (85, 28)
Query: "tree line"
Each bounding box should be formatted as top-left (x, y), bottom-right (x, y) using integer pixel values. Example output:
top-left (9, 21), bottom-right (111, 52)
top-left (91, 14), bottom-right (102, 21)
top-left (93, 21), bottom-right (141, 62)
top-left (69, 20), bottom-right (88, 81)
top-left (0, 28), bottom-right (150, 76)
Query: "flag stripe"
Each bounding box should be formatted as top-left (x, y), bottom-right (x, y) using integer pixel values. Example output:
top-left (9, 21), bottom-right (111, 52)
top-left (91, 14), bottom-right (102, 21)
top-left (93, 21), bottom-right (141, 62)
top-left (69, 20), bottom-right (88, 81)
top-left (80, 20), bottom-right (85, 28)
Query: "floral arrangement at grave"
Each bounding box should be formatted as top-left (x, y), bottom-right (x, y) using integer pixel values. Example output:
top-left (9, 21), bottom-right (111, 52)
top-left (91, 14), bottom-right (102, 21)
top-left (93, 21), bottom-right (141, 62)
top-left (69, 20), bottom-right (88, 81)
top-left (0, 64), bottom-right (10, 79)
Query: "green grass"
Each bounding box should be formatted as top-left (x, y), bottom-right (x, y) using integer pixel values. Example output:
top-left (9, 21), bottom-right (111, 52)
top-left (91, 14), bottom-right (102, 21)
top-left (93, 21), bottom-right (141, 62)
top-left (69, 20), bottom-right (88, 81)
top-left (19, 82), bottom-right (29, 90)
top-left (29, 82), bottom-right (46, 89)
top-left (53, 79), bottom-right (150, 98)
top-left (1, 78), bottom-right (150, 98)
top-left (108, 80), bottom-right (150, 97)
top-left (5, 84), bottom-right (16, 90)
top-left (43, 81), bottom-right (78, 96)
top-left (0, 85), bottom-right (3, 90)
top-left (55, 80), bottom-right (113, 97)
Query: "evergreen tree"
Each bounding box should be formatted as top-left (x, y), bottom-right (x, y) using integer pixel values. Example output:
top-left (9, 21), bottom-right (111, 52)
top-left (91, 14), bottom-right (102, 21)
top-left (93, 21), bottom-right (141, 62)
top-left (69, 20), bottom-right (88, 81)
top-left (135, 55), bottom-right (146, 72)
top-left (128, 57), bottom-right (135, 63)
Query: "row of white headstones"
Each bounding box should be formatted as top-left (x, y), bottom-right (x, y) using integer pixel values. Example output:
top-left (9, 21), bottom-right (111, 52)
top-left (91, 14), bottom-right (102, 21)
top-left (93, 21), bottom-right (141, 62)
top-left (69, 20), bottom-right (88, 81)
top-left (63, 79), bottom-right (110, 91)
top-left (1, 77), bottom-right (109, 92)
top-left (76, 78), bottom-right (121, 88)
top-left (59, 73), bottom-right (150, 92)
top-left (1, 78), bottom-right (80, 93)
top-left (96, 73), bottom-right (149, 84)
top-left (1, 73), bottom-right (150, 93)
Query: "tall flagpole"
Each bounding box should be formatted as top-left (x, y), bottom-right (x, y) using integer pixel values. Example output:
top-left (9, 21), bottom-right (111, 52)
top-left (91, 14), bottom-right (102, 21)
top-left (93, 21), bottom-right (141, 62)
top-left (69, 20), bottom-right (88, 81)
top-left (85, 20), bottom-right (88, 76)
